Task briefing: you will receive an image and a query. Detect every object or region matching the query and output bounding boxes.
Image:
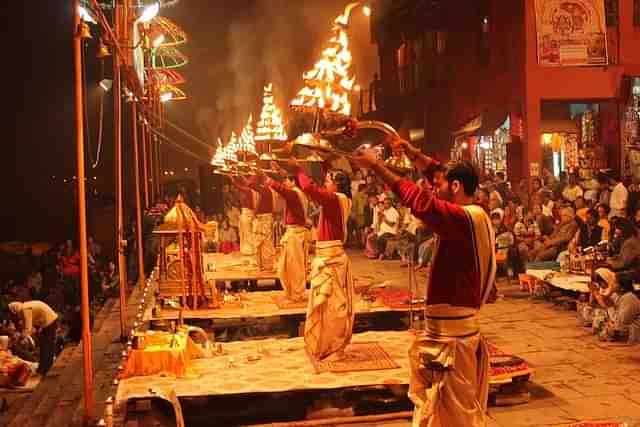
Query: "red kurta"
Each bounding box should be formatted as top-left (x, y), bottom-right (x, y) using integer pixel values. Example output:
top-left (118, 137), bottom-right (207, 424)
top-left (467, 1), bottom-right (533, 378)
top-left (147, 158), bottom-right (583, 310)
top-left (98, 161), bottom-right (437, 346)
top-left (391, 163), bottom-right (482, 308)
top-left (231, 178), bottom-right (255, 210)
top-left (247, 176), bottom-right (273, 214)
top-left (296, 169), bottom-right (344, 242)
top-left (268, 179), bottom-right (306, 226)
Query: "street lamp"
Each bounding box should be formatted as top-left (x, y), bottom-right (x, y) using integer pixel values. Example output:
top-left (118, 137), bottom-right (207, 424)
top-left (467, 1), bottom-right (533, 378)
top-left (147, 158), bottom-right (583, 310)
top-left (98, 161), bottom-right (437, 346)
top-left (160, 92), bottom-right (173, 103)
top-left (137, 2), bottom-right (160, 23)
top-left (99, 79), bottom-right (113, 92)
top-left (78, 5), bottom-right (97, 24)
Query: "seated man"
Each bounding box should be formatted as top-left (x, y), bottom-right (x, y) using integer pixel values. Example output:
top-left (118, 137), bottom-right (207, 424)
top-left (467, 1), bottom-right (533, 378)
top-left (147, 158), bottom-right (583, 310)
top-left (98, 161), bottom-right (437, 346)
top-left (569, 208), bottom-right (603, 254)
top-left (602, 275), bottom-right (640, 343)
top-left (526, 207), bottom-right (578, 262)
top-left (375, 196), bottom-right (400, 260)
top-left (608, 219), bottom-right (640, 271)
top-left (577, 268), bottom-right (618, 329)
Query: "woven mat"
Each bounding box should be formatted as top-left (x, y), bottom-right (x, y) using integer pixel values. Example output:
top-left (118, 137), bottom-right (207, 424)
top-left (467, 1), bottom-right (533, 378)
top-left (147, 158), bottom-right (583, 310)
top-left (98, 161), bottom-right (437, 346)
top-left (554, 423), bottom-right (623, 427)
top-left (306, 342), bottom-right (401, 374)
top-left (271, 295), bottom-right (308, 309)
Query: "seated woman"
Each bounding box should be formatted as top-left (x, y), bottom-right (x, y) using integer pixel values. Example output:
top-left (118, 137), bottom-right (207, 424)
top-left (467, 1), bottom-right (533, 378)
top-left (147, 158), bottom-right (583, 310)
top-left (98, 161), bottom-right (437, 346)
top-left (601, 275), bottom-right (640, 343)
top-left (577, 268), bottom-right (618, 329)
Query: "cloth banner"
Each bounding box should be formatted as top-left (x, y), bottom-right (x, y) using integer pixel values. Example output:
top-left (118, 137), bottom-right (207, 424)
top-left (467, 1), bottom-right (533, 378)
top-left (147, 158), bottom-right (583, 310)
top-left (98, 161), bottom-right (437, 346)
top-left (535, 0), bottom-right (608, 66)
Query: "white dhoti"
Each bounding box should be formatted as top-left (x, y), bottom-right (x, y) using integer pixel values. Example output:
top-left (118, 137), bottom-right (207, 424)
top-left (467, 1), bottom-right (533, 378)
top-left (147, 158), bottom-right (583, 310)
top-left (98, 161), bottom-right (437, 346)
top-left (304, 240), bottom-right (354, 360)
top-left (278, 225), bottom-right (308, 302)
top-left (254, 213), bottom-right (275, 271)
top-left (408, 305), bottom-right (489, 427)
top-left (239, 208), bottom-right (256, 256)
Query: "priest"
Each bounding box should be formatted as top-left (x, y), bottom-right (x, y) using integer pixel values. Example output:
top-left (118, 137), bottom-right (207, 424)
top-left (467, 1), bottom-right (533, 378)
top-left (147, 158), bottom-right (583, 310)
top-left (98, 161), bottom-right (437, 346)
top-left (247, 174), bottom-right (277, 271)
top-left (230, 177), bottom-right (257, 257)
top-left (260, 164), bottom-right (309, 301)
top-left (353, 137), bottom-right (496, 427)
top-left (284, 160), bottom-right (354, 361)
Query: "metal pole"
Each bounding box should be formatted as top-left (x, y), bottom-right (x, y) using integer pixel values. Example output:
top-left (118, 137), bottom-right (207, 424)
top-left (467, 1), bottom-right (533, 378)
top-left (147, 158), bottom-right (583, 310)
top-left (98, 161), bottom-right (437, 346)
top-left (141, 116), bottom-right (150, 208)
top-left (73, 2), bottom-right (95, 422)
top-left (114, 2), bottom-right (128, 341)
top-left (132, 101), bottom-right (146, 287)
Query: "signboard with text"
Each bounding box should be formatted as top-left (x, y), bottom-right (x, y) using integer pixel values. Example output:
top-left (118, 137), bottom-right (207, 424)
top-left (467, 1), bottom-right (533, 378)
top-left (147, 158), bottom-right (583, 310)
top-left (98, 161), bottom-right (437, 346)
top-left (535, 0), bottom-right (608, 66)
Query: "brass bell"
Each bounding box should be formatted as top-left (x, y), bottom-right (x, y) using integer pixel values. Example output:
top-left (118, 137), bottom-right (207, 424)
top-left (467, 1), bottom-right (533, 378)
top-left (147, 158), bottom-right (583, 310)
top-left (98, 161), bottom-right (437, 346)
top-left (77, 22), bottom-right (92, 40)
top-left (96, 39), bottom-right (111, 58)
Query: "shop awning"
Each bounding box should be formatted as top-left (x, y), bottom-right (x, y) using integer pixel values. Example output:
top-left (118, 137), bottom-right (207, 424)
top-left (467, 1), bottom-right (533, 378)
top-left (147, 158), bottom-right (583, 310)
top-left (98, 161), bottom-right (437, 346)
top-left (453, 109), bottom-right (509, 137)
top-left (539, 119), bottom-right (578, 133)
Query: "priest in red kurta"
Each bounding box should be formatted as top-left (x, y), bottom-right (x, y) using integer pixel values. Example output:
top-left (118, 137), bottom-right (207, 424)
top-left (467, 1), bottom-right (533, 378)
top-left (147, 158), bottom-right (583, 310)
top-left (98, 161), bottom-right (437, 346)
top-left (247, 175), bottom-right (276, 271)
top-left (263, 165), bottom-right (310, 302)
top-left (281, 160), bottom-right (354, 361)
top-left (354, 138), bottom-right (496, 427)
top-left (230, 177), bottom-right (257, 257)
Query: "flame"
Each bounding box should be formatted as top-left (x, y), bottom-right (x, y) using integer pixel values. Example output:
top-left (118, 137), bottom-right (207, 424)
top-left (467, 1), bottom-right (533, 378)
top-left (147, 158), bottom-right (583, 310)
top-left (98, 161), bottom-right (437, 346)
top-left (256, 83), bottom-right (288, 141)
top-left (239, 115), bottom-right (257, 154)
top-left (290, 4), bottom-right (357, 116)
top-left (225, 132), bottom-right (239, 163)
top-left (211, 138), bottom-right (226, 167)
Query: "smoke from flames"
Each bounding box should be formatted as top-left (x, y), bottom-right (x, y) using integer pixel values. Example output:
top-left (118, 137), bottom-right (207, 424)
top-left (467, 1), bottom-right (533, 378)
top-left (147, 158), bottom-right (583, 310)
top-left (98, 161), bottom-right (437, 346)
top-left (164, 0), bottom-right (378, 154)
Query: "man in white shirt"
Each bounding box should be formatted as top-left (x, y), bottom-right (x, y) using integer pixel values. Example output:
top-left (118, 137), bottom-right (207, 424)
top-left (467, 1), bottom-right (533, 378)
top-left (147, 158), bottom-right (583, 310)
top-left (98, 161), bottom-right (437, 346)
top-left (8, 301), bottom-right (58, 375)
top-left (376, 196), bottom-right (400, 259)
top-left (562, 174), bottom-right (584, 203)
top-left (609, 175), bottom-right (628, 219)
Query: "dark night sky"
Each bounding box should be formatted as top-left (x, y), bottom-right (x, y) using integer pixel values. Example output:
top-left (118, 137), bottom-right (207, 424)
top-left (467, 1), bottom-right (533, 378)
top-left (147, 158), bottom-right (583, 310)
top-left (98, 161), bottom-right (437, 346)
top-left (4, 1), bottom-right (377, 243)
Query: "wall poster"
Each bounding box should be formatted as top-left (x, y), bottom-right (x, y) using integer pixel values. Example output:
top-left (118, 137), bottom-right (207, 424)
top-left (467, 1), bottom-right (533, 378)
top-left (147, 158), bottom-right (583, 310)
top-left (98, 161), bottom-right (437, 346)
top-left (535, 0), bottom-right (608, 66)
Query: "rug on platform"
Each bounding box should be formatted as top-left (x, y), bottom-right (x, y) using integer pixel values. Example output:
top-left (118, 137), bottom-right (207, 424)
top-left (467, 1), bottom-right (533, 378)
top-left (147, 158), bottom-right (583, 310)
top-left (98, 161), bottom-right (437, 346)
top-left (271, 295), bottom-right (308, 309)
top-left (554, 423), bottom-right (624, 427)
top-left (306, 341), bottom-right (401, 374)
top-left (367, 287), bottom-right (422, 309)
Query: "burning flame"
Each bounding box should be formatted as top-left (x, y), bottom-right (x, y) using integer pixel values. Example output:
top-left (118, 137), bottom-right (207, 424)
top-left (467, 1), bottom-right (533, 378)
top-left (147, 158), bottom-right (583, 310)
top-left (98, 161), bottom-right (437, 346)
top-left (225, 132), bottom-right (239, 163)
top-left (256, 83), bottom-right (288, 141)
top-left (239, 115), bottom-right (257, 155)
top-left (290, 4), bottom-right (357, 116)
top-left (211, 138), bottom-right (226, 167)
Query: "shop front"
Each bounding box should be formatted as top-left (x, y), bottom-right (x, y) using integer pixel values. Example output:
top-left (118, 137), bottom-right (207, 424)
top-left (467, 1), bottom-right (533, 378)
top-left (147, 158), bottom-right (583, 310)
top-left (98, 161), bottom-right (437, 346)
top-left (452, 110), bottom-right (511, 180)
top-left (621, 76), bottom-right (640, 180)
top-left (539, 102), bottom-right (609, 182)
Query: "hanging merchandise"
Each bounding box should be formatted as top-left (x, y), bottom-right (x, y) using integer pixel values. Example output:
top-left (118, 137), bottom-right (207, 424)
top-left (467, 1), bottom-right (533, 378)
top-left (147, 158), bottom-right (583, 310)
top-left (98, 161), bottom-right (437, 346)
top-left (565, 134), bottom-right (579, 170)
top-left (622, 83), bottom-right (640, 180)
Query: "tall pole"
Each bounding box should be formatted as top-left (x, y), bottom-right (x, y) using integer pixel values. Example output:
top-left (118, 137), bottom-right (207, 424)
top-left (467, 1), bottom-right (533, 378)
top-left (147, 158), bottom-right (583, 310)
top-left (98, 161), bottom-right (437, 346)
top-left (132, 101), bottom-right (146, 286)
top-left (141, 116), bottom-right (150, 208)
top-left (114, 1), bottom-right (128, 341)
top-left (73, 2), bottom-right (95, 422)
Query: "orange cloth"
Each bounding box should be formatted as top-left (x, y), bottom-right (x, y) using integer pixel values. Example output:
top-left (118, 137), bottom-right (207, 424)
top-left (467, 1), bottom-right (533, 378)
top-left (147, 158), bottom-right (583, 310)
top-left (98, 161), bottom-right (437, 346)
top-left (121, 333), bottom-right (204, 379)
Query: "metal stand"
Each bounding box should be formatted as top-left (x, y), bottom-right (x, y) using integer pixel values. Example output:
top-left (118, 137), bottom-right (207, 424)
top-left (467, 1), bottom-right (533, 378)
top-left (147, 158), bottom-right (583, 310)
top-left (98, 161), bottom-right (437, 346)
top-left (406, 242), bottom-right (424, 331)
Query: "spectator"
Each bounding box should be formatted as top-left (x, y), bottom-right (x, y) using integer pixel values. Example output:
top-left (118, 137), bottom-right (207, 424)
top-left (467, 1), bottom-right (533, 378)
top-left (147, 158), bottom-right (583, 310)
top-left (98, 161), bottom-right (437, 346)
top-left (574, 197), bottom-right (588, 222)
top-left (569, 208), bottom-right (603, 253)
top-left (607, 219), bottom-right (640, 271)
top-left (375, 196), bottom-right (400, 260)
top-left (609, 173), bottom-right (628, 219)
top-left (494, 171), bottom-right (512, 202)
top-left (606, 275), bottom-right (640, 343)
top-left (526, 207), bottom-right (578, 262)
top-left (512, 209), bottom-right (542, 274)
top-left (8, 300), bottom-right (58, 376)
top-left (562, 173), bottom-right (584, 203)
top-left (596, 203), bottom-right (611, 242)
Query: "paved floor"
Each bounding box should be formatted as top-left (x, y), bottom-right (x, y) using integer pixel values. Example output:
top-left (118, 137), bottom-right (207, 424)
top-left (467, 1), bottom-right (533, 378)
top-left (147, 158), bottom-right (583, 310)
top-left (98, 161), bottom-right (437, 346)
top-left (349, 252), bottom-right (640, 427)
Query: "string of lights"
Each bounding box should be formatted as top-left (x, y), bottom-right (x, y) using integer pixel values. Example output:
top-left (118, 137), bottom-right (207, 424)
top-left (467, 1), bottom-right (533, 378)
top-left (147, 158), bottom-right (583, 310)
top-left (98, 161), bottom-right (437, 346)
top-left (80, 0), bottom-right (181, 10)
